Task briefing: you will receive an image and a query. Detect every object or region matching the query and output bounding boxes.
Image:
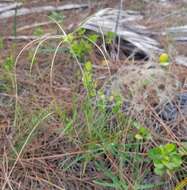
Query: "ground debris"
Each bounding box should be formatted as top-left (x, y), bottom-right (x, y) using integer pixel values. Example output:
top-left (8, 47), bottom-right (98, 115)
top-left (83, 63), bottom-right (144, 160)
top-left (0, 3), bottom-right (88, 19)
top-left (175, 55), bottom-right (187, 67)
top-left (103, 62), bottom-right (181, 112)
top-left (166, 25), bottom-right (187, 42)
top-left (0, 2), bottom-right (22, 14)
top-left (81, 8), bottom-right (163, 60)
top-left (159, 92), bottom-right (187, 121)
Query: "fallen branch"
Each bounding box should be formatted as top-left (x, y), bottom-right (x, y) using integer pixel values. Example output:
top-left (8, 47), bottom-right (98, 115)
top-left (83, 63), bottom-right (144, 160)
top-left (0, 3), bottom-right (22, 14)
top-left (0, 4), bottom-right (88, 19)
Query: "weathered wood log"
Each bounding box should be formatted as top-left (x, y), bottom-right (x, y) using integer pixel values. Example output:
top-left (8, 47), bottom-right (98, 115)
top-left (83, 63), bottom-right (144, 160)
top-left (0, 4), bottom-right (88, 19)
top-left (81, 8), bottom-right (163, 59)
top-left (175, 55), bottom-right (187, 67)
top-left (0, 3), bottom-right (22, 14)
top-left (165, 25), bottom-right (187, 42)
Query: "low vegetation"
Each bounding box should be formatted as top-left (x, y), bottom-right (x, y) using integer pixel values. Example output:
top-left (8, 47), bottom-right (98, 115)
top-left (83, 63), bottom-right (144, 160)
top-left (0, 1), bottom-right (187, 190)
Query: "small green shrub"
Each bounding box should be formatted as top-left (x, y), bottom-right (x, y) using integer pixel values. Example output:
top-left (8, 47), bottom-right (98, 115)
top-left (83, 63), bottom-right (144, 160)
top-left (71, 39), bottom-right (92, 59)
top-left (63, 28), bottom-right (99, 61)
top-left (148, 143), bottom-right (182, 176)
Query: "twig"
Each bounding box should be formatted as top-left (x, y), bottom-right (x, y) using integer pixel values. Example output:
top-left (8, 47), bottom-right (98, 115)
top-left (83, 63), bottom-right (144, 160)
top-left (0, 4), bottom-right (88, 19)
top-left (13, 2), bottom-right (17, 37)
top-left (115, 0), bottom-right (123, 60)
top-left (17, 21), bottom-right (55, 32)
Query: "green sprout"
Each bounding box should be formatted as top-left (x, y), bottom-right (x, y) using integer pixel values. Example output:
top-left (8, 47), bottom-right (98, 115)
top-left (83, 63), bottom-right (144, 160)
top-left (33, 27), bottom-right (44, 37)
top-left (63, 29), bottom-right (99, 61)
top-left (133, 122), bottom-right (151, 141)
top-left (82, 61), bottom-right (96, 97)
top-left (3, 55), bottom-right (14, 72)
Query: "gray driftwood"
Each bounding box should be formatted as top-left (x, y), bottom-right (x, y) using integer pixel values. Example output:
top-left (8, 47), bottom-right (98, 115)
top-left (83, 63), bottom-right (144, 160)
top-left (175, 55), bottom-right (187, 67)
top-left (0, 4), bottom-right (88, 19)
top-left (0, 3), bottom-right (22, 14)
top-left (166, 25), bottom-right (187, 42)
top-left (81, 8), bottom-right (162, 59)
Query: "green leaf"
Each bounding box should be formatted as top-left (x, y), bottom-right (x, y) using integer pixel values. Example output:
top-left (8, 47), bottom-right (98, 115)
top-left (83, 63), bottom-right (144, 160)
top-left (171, 156), bottom-right (182, 167)
top-left (154, 167), bottom-right (165, 176)
top-left (105, 31), bottom-right (116, 44)
top-left (33, 27), bottom-right (44, 36)
top-left (164, 143), bottom-right (176, 153)
top-left (88, 34), bottom-right (99, 43)
top-left (148, 148), bottom-right (160, 159)
top-left (135, 134), bottom-right (143, 140)
top-left (77, 28), bottom-right (86, 36)
top-left (84, 61), bottom-right (92, 71)
top-left (154, 163), bottom-right (164, 169)
top-left (49, 11), bottom-right (64, 21)
top-left (63, 33), bottom-right (74, 43)
top-left (164, 162), bottom-right (176, 170)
